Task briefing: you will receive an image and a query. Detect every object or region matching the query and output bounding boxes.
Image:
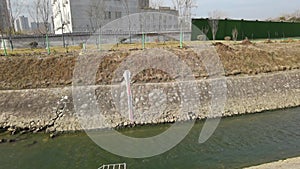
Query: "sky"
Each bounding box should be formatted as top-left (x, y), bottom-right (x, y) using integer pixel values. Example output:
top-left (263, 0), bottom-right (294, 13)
top-left (192, 0), bottom-right (300, 20)
top-left (15, 0), bottom-right (300, 21)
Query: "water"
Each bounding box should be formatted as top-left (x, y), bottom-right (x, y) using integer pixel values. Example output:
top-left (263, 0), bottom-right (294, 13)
top-left (0, 107), bottom-right (300, 169)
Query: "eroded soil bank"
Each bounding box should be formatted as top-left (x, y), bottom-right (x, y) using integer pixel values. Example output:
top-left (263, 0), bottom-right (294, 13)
top-left (0, 41), bottom-right (299, 90)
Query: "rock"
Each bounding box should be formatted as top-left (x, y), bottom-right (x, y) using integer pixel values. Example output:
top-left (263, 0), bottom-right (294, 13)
top-left (58, 113), bottom-right (64, 118)
top-left (0, 139), bottom-right (7, 143)
top-left (57, 104), bottom-right (64, 111)
top-left (20, 130), bottom-right (28, 135)
top-left (46, 127), bottom-right (56, 133)
top-left (47, 120), bottom-right (55, 126)
top-left (50, 133), bottom-right (57, 139)
top-left (8, 139), bottom-right (16, 143)
top-left (30, 121), bottom-right (35, 126)
top-left (7, 127), bottom-right (15, 132)
top-left (232, 70), bottom-right (241, 75)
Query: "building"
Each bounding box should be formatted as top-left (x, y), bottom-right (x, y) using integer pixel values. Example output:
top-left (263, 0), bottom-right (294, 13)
top-left (15, 16), bottom-right (30, 32)
top-left (30, 22), bottom-right (40, 30)
top-left (51, 0), bottom-right (179, 34)
top-left (0, 0), bottom-right (10, 33)
top-left (140, 7), bottom-right (180, 32)
top-left (50, 0), bottom-right (192, 43)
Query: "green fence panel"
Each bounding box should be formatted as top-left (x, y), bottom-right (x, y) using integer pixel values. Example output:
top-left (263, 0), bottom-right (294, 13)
top-left (192, 18), bottom-right (300, 41)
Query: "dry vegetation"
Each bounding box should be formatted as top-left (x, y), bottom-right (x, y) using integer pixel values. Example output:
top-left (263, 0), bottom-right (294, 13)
top-left (0, 40), bottom-right (299, 90)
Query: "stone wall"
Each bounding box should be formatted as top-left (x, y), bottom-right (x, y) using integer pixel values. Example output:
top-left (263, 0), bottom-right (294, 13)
top-left (0, 70), bottom-right (299, 132)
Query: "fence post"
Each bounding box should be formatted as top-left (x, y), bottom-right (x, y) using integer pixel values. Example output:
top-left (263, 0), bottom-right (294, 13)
top-left (46, 34), bottom-right (51, 55)
top-left (142, 32), bottom-right (145, 49)
top-left (180, 31), bottom-right (183, 48)
top-left (98, 33), bottom-right (101, 51)
top-left (2, 39), bottom-right (7, 56)
top-left (83, 42), bottom-right (86, 52)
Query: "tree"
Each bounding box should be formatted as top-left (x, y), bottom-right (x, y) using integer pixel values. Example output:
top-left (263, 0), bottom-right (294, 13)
top-left (172, 0), bottom-right (195, 19)
top-left (38, 0), bottom-right (51, 34)
top-left (7, 0), bottom-right (25, 50)
top-left (279, 16), bottom-right (286, 21)
top-left (8, 0), bottom-right (24, 32)
top-left (86, 0), bottom-right (106, 32)
top-left (150, 0), bottom-right (164, 9)
top-left (208, 10), bottom-right (226, 41)
top-left (172, 0), bottom-right (195, 47)
top-left (28, 0), bottom-right (52, 34)
top-left (201, 26), bottom-right (209, 35)
top-left (274, 9), bottom-right (300, 22)
top-left (122, 0), bottom-right (133, 43)
top-left (232, 27), bottom-right (238, 41)
top-left (292, 9), bottom-right (300, 19)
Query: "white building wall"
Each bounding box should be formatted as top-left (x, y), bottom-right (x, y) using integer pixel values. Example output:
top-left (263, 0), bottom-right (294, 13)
top-left (52, 0), bottom-right (151, 34)
top-left (51, 0), bottom-right (186, 36)
top-left (52, 0), bottom-right (73, 34)
top-left (15, 19), bottom-right (21, 32)
top-left (140, 7), bottom-right (179, 33)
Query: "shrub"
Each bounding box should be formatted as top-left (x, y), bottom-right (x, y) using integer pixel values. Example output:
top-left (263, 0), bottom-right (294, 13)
top-left (224, 36), bottom-right (231, 41)
top-left (232, 28), bottom-right (238, 41)
top-left (79, 43), bottom-right (84, 49)
top-left (197, 35), bottom-right (206, 41)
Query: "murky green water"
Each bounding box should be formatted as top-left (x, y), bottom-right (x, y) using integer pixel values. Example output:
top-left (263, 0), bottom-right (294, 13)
top-left (1, 107), bottom-right (300, 169)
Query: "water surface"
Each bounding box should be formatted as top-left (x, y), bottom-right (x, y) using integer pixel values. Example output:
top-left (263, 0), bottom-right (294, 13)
top-left (0, 107), bottom-right (300, 169)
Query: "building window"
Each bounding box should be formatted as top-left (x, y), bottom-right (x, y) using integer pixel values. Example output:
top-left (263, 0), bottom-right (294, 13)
top-left (115, 12), bottom-right (122, 19)
top-left (105, 11), bottom-right (112, 19)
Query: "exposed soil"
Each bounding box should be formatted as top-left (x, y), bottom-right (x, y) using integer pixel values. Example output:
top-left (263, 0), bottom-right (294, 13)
top-left (0, 41), bottom-right (299, 90)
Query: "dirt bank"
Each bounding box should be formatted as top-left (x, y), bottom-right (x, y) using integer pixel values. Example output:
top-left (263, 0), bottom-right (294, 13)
top-left (0, 41), bottom-right (299, 90)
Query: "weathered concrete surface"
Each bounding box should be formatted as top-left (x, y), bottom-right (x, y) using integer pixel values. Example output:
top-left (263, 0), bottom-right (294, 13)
top-left (245, 157), bottom-right (300, 169)
top-left (0, 69), bottom-right (299, 132)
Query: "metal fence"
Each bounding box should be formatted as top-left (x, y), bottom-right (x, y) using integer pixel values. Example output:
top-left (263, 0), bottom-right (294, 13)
top-left (98, 163), bottom-right (127, 169)
top-left (1, 33), bottom-right (91, 49)
top-left (0, 30), bottom-right (190, 56)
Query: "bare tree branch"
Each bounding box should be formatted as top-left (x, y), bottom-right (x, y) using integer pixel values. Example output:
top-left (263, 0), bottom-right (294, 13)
top-left (208, 10), bottom-right (226, 41)
top-left (150, 0), bottom-right (164, 9)
top-left (8, 0), bottom-right (25, 32)
top-left (27, 0), bottom-right (51, 34)
top-left (86, 0), bottom-right (106, 32)
top-left (39, 0), bottom-right (51, 33)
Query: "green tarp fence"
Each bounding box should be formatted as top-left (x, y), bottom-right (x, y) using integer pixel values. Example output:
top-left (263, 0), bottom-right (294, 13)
top-left (192, 18), bottom-right (300, 41)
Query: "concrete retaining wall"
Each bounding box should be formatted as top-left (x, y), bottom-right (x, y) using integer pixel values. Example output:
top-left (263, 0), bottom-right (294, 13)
top-left (0, 70), bottom-right (299, 132)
